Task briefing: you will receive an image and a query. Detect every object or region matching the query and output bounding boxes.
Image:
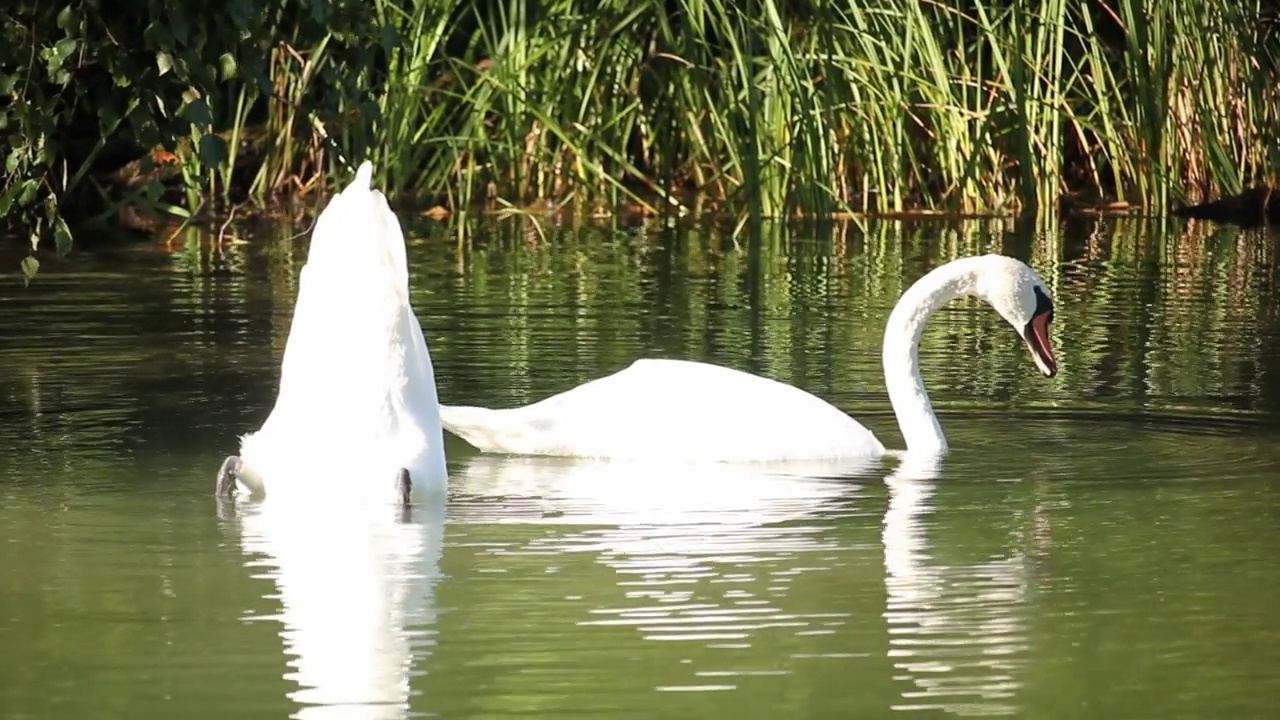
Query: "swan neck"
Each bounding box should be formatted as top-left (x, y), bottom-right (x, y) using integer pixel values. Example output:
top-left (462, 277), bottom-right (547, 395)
top-left (881, 260), bottom-right (983, 453)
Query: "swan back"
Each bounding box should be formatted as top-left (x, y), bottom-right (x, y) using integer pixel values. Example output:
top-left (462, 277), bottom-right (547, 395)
top-left (238, 162), bottom-right (447, 501)
top-left (440, 358), bottom-right (884, 462)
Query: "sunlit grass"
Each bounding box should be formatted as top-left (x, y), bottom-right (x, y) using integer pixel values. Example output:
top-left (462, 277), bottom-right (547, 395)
top-left (179, 0), bottom-right (1280, 220)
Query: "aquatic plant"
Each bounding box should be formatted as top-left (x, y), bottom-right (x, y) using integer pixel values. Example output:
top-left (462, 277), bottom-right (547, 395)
top-left (3, 0), bottom-right (1279, 278)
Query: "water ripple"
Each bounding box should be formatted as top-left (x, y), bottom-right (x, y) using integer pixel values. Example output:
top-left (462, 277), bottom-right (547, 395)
top-left (879, 468), bottom-right (1030, 718)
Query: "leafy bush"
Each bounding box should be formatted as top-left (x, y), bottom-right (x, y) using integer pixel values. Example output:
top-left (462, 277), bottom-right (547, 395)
top-left (4, 0), bottom-right (1280, 279)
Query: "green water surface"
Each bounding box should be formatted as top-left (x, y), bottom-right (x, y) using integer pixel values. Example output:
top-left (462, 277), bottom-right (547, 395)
top-left (2, 219), bottom-right (1278, 719)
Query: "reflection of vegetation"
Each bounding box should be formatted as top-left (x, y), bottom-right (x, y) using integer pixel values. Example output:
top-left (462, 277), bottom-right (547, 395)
top-left (2, 433), bottom-right (1272, 716)
top-left (0, 483), bottom-right (298, 717)
top-left (427, 217), bottom-right (1280, 436)
top-left (3, 219), bottom-right (1280, 717)
top-left (1051, 219), bottom-right (1276, 416)
top-left (4, 217), bottom-right (1272, 467)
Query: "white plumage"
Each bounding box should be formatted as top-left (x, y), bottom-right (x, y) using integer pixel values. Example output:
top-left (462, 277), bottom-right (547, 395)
top-left (223, 161), bottom-right (447, 504)
top-left (440, 254), bottom-right (1057, 462)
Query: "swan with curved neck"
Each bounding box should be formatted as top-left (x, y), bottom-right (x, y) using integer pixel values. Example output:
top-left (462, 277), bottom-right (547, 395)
top-left (215, 161), bottom-right (448, 505)
top-left (438, 254), bottom-right (1056, 463)
top-left (881, 254), bottom-right (1056, 454)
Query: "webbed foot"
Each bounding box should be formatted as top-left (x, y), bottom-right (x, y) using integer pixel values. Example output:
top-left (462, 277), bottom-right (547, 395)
top-left (216, 455), bottom-right (243, 497)
top-left (395, 467), bottom-right (412, 507)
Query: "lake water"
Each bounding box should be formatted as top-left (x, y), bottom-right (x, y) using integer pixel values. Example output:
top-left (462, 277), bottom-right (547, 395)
top-left (2, 217), bottom-right (1279, 719)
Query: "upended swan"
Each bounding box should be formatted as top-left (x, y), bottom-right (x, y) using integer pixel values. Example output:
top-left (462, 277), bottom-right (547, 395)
top-left (439, 254), bottom-right (1056, 462)
top-left (214, 162), bottom-right (447, 506)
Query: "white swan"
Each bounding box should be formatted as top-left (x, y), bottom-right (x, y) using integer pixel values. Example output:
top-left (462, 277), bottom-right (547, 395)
top-left (439, 254), bottom-right (1056, 462)
top-left (215, 161), bottom-right (448, 505)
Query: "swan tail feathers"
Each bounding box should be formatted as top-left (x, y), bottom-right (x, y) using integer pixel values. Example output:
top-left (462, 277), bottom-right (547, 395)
top-left (353, 160), bottom-right (374, 191)
top-left (439, 405), bottom-right (536, 455)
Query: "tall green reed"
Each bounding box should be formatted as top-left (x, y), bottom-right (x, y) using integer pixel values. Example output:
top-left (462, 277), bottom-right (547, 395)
top-left (140, 0), bottom-right (1280, 223)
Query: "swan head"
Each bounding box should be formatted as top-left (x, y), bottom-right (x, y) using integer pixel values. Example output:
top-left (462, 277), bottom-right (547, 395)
top-left (979, 256), bottom-right (1057, 378)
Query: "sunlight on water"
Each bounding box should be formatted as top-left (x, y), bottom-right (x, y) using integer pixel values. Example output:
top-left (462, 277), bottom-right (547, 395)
top-left (2, 218), bottom-right (1280, 719)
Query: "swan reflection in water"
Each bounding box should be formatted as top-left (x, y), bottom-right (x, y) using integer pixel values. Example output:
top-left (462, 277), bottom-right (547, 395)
top-left (449, 454), bottom-right (882, 527)
top-left (454, 451), bottom-right (1037, 714)
top-left (450, 453), bottom-right (882, 650)
top-left (228, 492), bottom-right (446, 720)
top-left (882, 453), bottom-right (1034, 716)
top-left (222, 449), bottom-right (1038, 717)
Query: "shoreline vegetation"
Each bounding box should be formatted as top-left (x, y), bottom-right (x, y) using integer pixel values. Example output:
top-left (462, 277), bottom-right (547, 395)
top-left (3, 0), bottom-right (1279, 265)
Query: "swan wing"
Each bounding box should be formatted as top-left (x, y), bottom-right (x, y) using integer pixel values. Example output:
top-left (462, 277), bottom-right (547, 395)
top-left (440, 358), bottom-right (885, 462)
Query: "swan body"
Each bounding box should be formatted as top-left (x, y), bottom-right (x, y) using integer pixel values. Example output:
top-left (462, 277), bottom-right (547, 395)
top-left (216, 161), bottom-right (447, 505)
top-left (443, 358), bottom-right (884, 463)
top-left (440, 254), bottom-right (1056, 462)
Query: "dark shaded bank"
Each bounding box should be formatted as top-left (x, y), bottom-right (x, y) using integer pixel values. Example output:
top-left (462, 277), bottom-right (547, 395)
top-left (1174, 187), bottom-right (1280, 228)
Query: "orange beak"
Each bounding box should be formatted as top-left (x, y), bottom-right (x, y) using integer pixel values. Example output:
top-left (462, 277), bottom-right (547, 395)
top-left (1024, 311), bottom-right (1057, 377)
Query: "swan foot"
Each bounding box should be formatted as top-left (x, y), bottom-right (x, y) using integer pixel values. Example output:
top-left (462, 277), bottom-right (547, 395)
top-left (395, 467), bottom-right (412, 507)
top-left (215, 455), bottom-right (242, 497)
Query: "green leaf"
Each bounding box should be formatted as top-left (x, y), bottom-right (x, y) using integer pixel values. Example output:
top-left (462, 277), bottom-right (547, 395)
top-left (183, 98), bottom-right (213, 126)
top-left (0, 73), bottom-right (15, 95)
top-left (17, 179), bottom-right (37, 207)
top-left (380, 23), bottom-right (401, 53)
top-left (20, 256), bottom-right (39, 287)
top-left (198, 134), bottom-right (228, 166)
top-left (218, 53), bottom-right (237, 80)
top-left (157, 52), bottom-right (174, 76)
top-left (56, 5), bottom-right (74, 30)
top-left (246, 63), bottom-right (272, 96)
top-left (0, 178), bottom-right (23, 215)
top-left (53, 217), bottom-right (73, 257)
top-left (308, 0), bottom-right (327, 24)
top-left (229, 0), bottom-right (253, 31)
top-left (143, 22), bottom-right (173, 50)
top-left (171, 10), bottom-right (190, 45)
top-left (43, 47), bottom-right (65, 75)
top-left (99, 101), bottom-right (120, 136)
top-left (35, 138), bottom-right (54, 166)
top-left (135, 119), bottom-right (161, 148)
top-left (56, 38), bottom-right (78, 60)
top-left (192, 22), bottom-right (209, 53)
top-left (5, 147), bottom-right (21, 174)
top-left (193, 62), bottom-right (215, 87)
top-left (157, 202), bottom-right (191, 218)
